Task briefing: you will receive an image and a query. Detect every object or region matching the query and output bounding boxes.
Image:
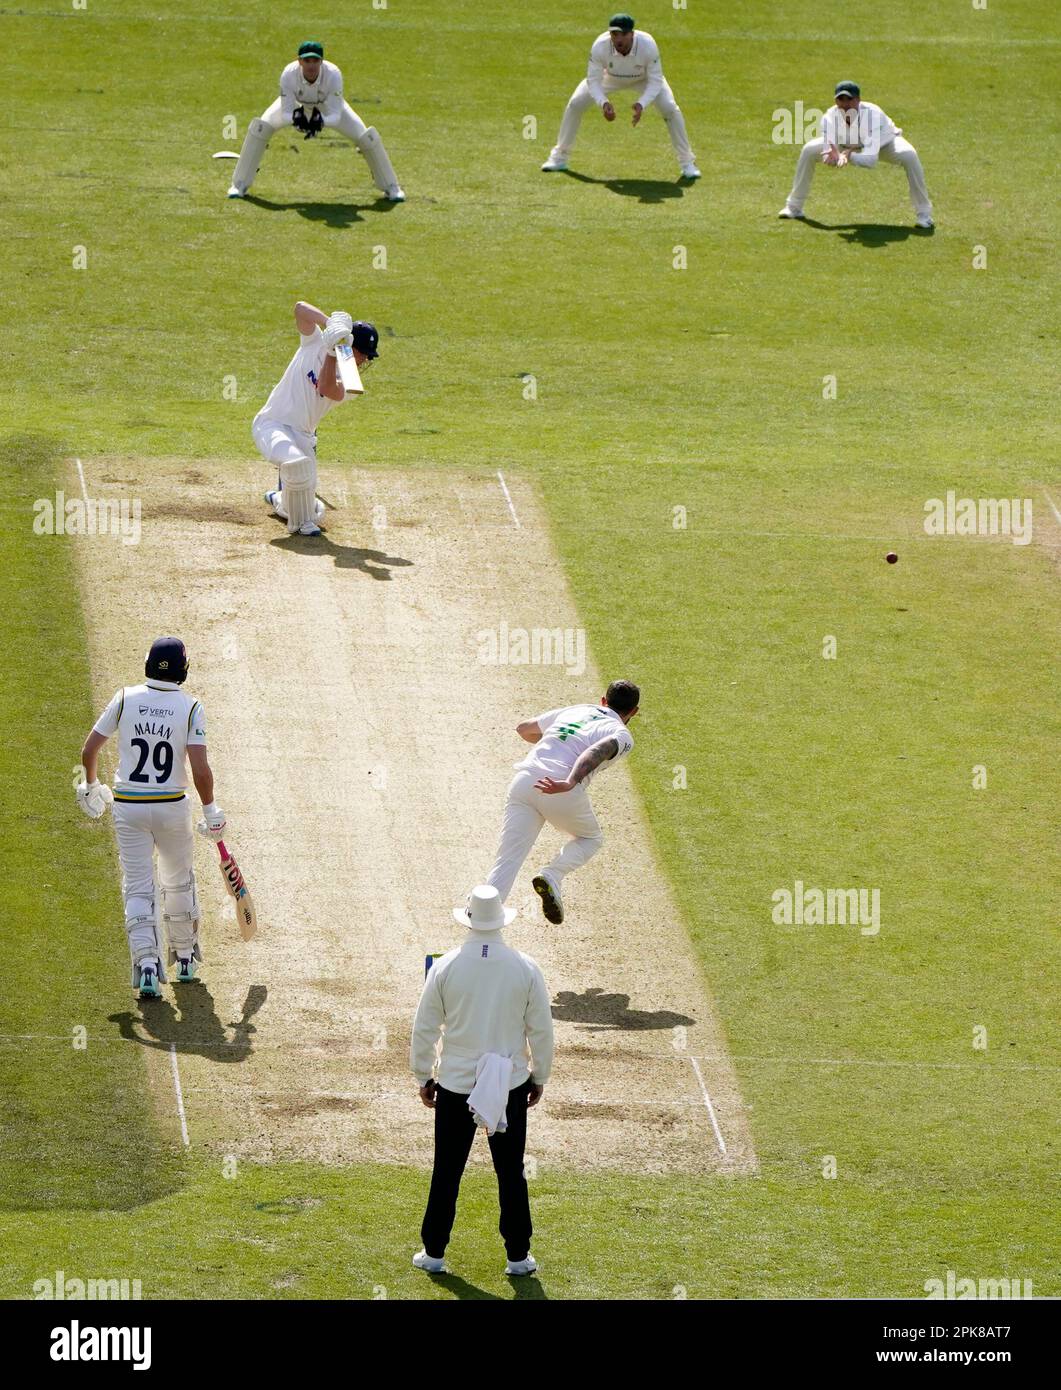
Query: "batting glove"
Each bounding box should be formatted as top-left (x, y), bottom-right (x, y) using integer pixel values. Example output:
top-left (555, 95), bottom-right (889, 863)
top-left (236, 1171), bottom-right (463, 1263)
top-left (76, 780), bottom-right (113, 820)
top-left (196, 803), bottom-right (227, 841)
top-left (321, 322), bottom-right (354, 354)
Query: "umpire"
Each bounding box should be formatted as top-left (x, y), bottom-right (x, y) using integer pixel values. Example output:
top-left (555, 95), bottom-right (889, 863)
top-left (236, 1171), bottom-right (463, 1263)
top-left (410, 885), bottom-right (554, 1276)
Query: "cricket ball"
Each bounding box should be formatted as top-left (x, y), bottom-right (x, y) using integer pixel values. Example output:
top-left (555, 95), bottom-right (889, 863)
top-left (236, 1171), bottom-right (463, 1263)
top-left (886, 552), bottom-right (898, 564)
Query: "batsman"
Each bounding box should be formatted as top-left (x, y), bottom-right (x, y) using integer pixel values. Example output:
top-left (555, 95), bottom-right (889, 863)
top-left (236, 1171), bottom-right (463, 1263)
top-left (77, 638), bottom-right (228, 1000)
top-left (254, 300), bottom-right (378, 537)
top-left (226, 39), bottom-right (405, 202)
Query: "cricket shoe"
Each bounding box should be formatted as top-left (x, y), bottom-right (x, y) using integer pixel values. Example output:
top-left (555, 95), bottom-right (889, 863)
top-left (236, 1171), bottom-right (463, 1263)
top-left (226, 185), bottom-right (244, 199)
top-left (412, 1251), bottom-right (447, 1274)
top-left (138, 964), bottom-right (162, 1000)
top-left (175, 957), bottom-right (198, 984)
top-left (505, 1255), bottom-right (538, 1277)
top-left (531, 871), bottom-right (564, 925)
top-left (385, 185), bottom-right (405, 202)
top-left (680, 163), bottom-right (701, 179)
top-left (916, 214), bottom-right (935, 229)
top-left (264, 488), bottom-right (286, 518)
top-left (778, 204), bottom-right (805, 219)
top-left (296, 521), bottom-right (322, 537)
top-left (541, 157), bottom-right (567, 172)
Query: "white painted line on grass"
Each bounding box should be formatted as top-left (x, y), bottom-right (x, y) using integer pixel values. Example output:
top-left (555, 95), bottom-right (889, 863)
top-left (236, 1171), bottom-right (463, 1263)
top-left (688, 1055), bottom-right (727, 1156)
top-left (75, 457), bottom-right (90, 505)
top-left (1043, 489), bottom-right (1061, 527)
top-left (168, 1042), bottom-right (190, 1148)
top-left (496, 471), bottom-right (521, 529)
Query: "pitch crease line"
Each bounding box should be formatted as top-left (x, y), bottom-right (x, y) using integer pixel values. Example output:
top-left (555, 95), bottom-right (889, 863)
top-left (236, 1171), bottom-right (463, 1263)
top-left (168, 1042), bottom-right (190, 1147)
top-left (76, 457), bottom-right (90, 505)
top-left (496, 471), bottom-right (521, 528)
top-left (1043, 489), bottom-right (1061, 527)
top-left (688, 1055), bottom-right (727, 1155)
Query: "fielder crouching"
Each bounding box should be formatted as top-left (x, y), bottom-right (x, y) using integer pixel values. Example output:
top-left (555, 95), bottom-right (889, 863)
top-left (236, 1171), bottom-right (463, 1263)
top-left (77, 638), bottom-right (227, 1000)
top-left (254, 300), bottom-right (379, 538)
top-left (227, 39), bottom-right (404, 202)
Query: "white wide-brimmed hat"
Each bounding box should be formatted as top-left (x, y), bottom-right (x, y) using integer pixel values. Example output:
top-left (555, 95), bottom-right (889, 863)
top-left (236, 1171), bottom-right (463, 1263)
top-left (453, 884), bottom-right (517, 931)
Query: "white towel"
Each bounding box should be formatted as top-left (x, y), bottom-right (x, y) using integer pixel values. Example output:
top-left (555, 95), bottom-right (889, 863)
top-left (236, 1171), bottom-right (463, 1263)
top-left (467, 1052), bottom-right (514, 1135)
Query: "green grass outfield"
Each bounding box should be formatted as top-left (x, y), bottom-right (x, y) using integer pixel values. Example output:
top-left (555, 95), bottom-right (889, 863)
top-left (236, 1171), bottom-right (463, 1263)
top-left (1, 0), bottom-right (1058, 1298)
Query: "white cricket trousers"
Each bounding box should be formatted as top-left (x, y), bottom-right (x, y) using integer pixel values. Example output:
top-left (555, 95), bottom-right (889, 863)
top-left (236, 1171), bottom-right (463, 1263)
top-left (113, 798), bottom-right (198, 977)
top-left (485, 770), bottom-right (604, 902)
top-left (232, 97), bottom-right (371, 194)
top-left (252, 415), bottom-right (321, 532)
top-left (786, 137), bottom-right (932, 217)
top-left (549, 77), bottom-right (695, 167)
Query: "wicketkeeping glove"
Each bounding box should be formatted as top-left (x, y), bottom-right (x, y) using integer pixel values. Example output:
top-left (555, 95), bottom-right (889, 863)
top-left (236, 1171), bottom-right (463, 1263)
top-left (304, 108), bottom-right (324, 139)
top-left (291, 105), bottom-right (309, 133)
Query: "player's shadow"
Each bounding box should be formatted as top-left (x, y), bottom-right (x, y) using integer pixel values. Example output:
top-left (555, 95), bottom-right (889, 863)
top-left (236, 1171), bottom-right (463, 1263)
top-left (270, 531), bottom-right (414, 578)
top-left (107, 983), bottom-right (267, 1061)
top-left (242, 195), bottom-right (398, 227)
top-left (551, 987), bottom-right (695, 1033)
top-left (799, 217), bottom-right (931, 247)
top-left (421, 1271), bottom-right (548, 1301)
top-left (558, 170), bottom-right (687, 203)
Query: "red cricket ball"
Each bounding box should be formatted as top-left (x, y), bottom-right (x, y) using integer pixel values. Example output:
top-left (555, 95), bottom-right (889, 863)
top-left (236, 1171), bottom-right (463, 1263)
top-left (886, 552), bottom-right (898, 564)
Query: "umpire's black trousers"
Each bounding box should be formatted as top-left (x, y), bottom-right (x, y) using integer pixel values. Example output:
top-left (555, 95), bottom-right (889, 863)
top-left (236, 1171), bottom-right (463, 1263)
top-left (421, 1079), bottom-right (534, 1261)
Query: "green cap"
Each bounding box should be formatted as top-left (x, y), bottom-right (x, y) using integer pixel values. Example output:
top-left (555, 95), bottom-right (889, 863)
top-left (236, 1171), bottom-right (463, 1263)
top-left (608, 14), bottom-right (635, 32)
top-left (298, 40), bottom-right (324, 60)
top-left (834, 80), bottom-right (860, 98)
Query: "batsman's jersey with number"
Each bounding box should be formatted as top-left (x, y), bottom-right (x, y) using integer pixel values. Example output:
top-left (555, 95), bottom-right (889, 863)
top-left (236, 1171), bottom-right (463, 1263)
top-left (255, 327), bottom-right (342, 436)
top-left (93, 679), bottom-right (206, 802)
top-left (515, 704), bottom-right (633, 785)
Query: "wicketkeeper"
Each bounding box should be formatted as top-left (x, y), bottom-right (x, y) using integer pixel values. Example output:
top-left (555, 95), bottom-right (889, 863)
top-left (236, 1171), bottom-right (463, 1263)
top-left (77, 638), bottom-right (227, 1000)
top-left (254, 300), bottom-right (378, 538)
top-left (227, 39), bottom-right (405, 202)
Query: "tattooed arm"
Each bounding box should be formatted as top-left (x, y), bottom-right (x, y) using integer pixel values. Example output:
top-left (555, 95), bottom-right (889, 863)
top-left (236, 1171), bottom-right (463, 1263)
top-left (534, 737), bottom-right (620, 795)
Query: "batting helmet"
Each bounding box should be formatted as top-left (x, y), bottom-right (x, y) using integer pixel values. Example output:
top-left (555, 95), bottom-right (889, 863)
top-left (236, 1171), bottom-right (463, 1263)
top-left (145, 637), bottom-right (189, 683)
top-left (351, 321), bottom-right (379, 360)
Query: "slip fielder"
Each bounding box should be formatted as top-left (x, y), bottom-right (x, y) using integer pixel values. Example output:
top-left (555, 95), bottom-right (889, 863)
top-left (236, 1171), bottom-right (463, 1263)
top-left (255, 301), bottom-right (378, 538)
top-left (226, 39), bottom-right (404, 202)
top-left (77, 638), bottom-right (227, 1000)
top-left (541, 14), bottom-right (699, 179)
top-left (480, 681), bottom-right (641, 925)
top-left (779, 81), bottom-right (934, 228)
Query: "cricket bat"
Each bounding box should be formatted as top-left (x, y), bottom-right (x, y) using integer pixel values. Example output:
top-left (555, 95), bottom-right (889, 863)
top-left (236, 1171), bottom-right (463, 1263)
top-left (216, 840), bottom-right (257, 941)
top-left (335, 341), bottom-right (364, 395)
top-left (424, 953), bottom-right (442, 979)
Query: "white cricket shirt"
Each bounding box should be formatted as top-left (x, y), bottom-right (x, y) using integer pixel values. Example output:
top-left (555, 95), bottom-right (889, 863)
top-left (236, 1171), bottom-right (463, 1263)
top-left (410, 935), bottom-right (555, 1091)
top-left (93, 679), bottom-right (205, 801)
top-left (255, 327), bottom-right (344, 435)
top-left (279, 59), bottom-right (346, 128)
top-left (820, 101), bottom-right (901, 164)
top-left (587, 30), bottom-right (664, 106)
top-left (515, 704), bottom-right (633, 784)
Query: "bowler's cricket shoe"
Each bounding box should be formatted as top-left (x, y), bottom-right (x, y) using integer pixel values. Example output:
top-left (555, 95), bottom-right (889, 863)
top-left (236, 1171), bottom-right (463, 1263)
top-left (541, 157), bottom-right (567, 172)
top-left (778, 204), bottom-right (805, 219)
top-left (505, 1255), bottom-right (538, 1276)
top-left (226, 184), bottom-right (244, 199)
top-left (385, 185), bottom-right (405, 202)
top-left (916, 214), bottom-right (935, 229)
top-left (412, 1250), bottom-right (447, 1274)
top-left (680, 163), bottom-right (701, 179)
top-left (531, 871), bottom-right (564, 925)
top-left (138, 965), bottom-right (161, 1000)
top-left (176, 957), bottom-right (198, 984)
